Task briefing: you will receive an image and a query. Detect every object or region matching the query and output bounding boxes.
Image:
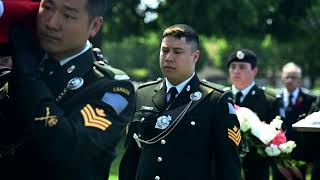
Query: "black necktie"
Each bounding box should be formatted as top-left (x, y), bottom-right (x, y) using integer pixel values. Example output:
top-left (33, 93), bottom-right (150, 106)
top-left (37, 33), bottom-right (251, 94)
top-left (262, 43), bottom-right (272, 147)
top-left (287, 94), bottom-right (294, 109)
top-left (235, 91), bottom-right (243, 105)
top-left (168, 87), bottom-right (178, 105)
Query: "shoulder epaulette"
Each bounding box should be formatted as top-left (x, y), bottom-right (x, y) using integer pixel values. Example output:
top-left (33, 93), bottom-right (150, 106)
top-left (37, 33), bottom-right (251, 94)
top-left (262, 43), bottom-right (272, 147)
top-left (93, 61), bottom-right (130, 80)
top-left (138, 78), bottom-right (163, 89)
top-left (200, 79), bottom-right (227, 93)
top-left (300, 87), bottom-right (315, 95)
top-left (259, 86), bottom-right (278, 98)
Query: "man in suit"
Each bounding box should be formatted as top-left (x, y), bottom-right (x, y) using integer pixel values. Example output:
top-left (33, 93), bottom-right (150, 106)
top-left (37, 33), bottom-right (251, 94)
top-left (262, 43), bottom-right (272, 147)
top-left (273, 62), bottom-right (316, 180)
top-left (119, 24), bottom-right (241, 180)
top-left (227, 48), bottom-right (277, 180)
top-left (1, 0), bottom-right (135, 179)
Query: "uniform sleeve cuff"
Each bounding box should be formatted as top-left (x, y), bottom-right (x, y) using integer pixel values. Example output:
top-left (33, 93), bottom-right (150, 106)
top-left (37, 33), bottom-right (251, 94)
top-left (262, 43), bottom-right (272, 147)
top-left (0, 1), bottom-right (4, 19)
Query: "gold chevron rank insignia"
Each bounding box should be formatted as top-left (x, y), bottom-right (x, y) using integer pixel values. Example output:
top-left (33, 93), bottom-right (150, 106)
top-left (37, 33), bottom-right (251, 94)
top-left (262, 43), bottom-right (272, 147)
top-left (227, 126), bottom-right (241, 146)
top-left (80, 104), bottom-right (112, 131)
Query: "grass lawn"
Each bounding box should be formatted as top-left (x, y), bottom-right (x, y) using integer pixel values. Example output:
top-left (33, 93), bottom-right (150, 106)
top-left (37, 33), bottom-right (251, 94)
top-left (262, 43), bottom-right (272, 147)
top-left (108, 136), bottom-right (126, 180)
top-left (108, 137), bottom-right (313, 180)
top-left (108, 175), bottom-right (118, 180)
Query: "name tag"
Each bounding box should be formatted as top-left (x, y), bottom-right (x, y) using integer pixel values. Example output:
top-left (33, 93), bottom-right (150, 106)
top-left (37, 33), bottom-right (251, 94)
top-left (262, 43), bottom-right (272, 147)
top-left (141, 106), bottom-right (153, 111)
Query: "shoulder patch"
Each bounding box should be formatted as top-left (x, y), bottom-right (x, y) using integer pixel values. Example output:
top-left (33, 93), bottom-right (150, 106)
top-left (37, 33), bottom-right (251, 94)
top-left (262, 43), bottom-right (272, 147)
top-left (101, 92), bottom-right (128, 115)
top-left (138, 78), bottom-right (163, 89)
top-left (200, 79), bottom-right (227, 93)
top-left (93, 61), bottom-right (130, 80)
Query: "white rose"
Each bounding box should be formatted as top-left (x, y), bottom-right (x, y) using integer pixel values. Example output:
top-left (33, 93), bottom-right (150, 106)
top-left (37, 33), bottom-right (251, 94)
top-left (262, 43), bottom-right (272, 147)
top-left (270, 116), bottom-right (283, 130)
top-left (279, 141), bottom-right (296, 154)
top-left (240, 119), bottom-right (251, 132)
top-left (265, 144), bottom-right (281, 156)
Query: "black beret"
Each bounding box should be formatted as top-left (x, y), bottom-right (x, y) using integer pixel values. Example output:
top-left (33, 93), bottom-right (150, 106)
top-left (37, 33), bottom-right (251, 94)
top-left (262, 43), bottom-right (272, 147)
top-left (227, 49), bottom-right (257, 68)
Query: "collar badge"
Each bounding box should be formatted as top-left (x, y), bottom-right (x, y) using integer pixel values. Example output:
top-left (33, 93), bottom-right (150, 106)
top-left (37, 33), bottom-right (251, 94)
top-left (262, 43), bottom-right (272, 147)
top-left (67, 65), bottom-right (76, 74)
top-left (190, 91), bottom-right (202, 101)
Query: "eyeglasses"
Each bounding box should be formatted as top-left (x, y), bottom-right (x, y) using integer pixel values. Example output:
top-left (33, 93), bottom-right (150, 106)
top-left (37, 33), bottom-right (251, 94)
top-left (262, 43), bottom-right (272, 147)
top-left (283, 76), bottom-right (300, 80)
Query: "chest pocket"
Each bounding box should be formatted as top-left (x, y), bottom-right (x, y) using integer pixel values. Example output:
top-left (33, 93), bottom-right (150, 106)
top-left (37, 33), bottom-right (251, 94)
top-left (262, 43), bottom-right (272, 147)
top-left (133, 109), bottom-right (160, 140)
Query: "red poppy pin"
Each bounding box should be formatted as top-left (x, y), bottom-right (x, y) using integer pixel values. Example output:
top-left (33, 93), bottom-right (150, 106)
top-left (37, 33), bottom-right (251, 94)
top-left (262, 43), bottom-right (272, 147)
top-left (295, 96), bottom-right (304, 108)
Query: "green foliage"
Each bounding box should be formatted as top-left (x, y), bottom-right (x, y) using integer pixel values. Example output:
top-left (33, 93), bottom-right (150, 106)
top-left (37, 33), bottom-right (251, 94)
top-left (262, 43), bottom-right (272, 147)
top-left (99, 0), bottom-right (320, 87)
top-left (102, 33), bottom-right (161, 81)
top-left (102, 34), bottom-right (209, 81)
top-left (102, 0), bottom-right (309, 41)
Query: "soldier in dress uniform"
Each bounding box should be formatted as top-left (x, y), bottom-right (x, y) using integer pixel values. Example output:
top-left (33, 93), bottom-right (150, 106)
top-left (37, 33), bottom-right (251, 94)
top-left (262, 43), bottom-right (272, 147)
top-left (1, 0), bottom-right (135, 179)
top-left (273, 62), bottom-right (316, 180)
top-left (119, 24), bottom-right (241, 180)
top-left (227, 49), bottom-right (278, 180)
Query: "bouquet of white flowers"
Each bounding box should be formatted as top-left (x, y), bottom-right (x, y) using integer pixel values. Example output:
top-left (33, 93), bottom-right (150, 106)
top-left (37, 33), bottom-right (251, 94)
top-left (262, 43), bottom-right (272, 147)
top-left (235, 106), bottom-right (304, 180)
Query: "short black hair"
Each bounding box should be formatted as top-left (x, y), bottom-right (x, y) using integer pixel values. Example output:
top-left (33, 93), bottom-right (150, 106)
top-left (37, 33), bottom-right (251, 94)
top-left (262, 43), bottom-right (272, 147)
top-left (85, 0), bottom-right (107, 19)
top-left (162, 24), bottom-right (200, 51)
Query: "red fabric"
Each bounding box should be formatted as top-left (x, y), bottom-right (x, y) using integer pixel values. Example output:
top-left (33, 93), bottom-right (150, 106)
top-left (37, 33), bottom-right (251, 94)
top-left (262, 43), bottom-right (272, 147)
top-left (0, 0), bottom-right (40, 44)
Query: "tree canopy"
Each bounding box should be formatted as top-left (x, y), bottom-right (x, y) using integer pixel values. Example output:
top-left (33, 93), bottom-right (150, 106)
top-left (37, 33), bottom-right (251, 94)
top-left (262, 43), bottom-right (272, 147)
top-left (100, 0), bottom-right (320, 87)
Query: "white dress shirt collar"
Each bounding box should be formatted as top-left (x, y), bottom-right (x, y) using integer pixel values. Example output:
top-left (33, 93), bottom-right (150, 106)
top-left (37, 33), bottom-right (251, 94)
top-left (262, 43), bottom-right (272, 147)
top-left (165, 72), bottom-right (195, 95)
top-left (231, 82), bottom-right (256, 98)
top-left (283, 87), bottom-right (300, 108)
top-left (59, 41), bottom-right (92, 66)
top-left (44, 41), bottom-right (92, 66)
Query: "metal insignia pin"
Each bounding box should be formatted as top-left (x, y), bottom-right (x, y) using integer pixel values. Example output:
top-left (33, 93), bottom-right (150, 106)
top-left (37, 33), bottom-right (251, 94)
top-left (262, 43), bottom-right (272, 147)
top-left (190, 91), bottom-right (202, 101)
top-left (186, 85), bottom-right (191, 92)
top-left (155, 115), bottom-right (172, 130)
top-left (67, 77), bottom-right (84, 90)
top-left (67, 65), bottom-right (76, 74)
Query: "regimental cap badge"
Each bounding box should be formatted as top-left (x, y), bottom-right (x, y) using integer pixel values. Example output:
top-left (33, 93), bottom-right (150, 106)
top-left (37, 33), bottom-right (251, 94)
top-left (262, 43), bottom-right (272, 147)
top-left (67, 77), bottom-right (84, 90)
top-left (190, 91), bottom-right (202, 101)
top-left (236, 50), bottom-right (245, 60)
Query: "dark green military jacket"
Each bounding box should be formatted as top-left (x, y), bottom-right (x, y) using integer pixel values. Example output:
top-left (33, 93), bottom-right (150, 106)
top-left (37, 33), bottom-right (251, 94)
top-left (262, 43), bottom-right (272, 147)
top-left (232, 84), bottom-right (278, 123)
top-left (120, 75), bottom-right (241, 180)
top-left (1, 48), bottom-right (135, 180)
top-left (230, 84), bottom-right (279, 180)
